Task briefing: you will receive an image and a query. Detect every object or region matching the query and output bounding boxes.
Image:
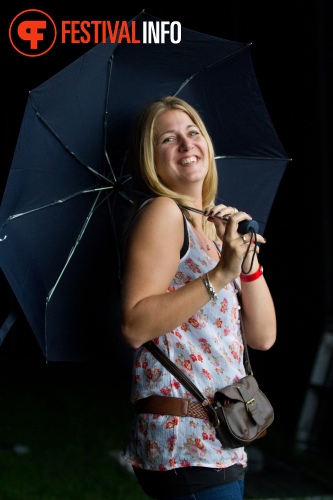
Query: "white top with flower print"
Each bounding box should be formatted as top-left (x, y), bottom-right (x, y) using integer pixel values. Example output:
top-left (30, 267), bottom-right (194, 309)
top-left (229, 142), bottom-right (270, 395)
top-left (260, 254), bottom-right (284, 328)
top-left (123, 216), bottom-right (247, 471)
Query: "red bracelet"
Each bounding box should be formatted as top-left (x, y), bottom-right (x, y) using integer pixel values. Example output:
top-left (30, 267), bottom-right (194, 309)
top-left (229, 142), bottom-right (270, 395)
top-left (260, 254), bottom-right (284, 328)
top-left (240, 265), bottom-right (263, 282)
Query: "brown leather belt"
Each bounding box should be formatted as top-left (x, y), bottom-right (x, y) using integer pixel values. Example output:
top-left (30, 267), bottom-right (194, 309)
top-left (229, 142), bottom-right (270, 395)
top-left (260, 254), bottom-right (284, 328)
top-left (134, 395), bottom-right (210, 420)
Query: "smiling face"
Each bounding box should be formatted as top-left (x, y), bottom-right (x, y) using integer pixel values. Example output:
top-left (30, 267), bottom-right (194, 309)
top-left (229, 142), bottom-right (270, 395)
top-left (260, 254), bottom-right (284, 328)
top-left (154, 109), bottom-right (209, 196)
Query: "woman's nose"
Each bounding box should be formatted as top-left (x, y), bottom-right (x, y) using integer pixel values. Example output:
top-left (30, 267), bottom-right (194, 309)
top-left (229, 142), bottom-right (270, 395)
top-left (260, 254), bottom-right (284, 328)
top-left (179, 137), bottom-right (193, 151)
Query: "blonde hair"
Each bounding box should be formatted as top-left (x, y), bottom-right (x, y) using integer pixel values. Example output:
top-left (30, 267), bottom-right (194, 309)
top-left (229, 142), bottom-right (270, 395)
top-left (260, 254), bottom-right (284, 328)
top-left (128, 96), bottom-right (219, 239)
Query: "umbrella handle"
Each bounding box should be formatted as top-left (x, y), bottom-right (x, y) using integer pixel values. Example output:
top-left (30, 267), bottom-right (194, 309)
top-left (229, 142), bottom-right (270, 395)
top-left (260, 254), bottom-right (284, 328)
top-left (237, 220), bottom-right (259, 235)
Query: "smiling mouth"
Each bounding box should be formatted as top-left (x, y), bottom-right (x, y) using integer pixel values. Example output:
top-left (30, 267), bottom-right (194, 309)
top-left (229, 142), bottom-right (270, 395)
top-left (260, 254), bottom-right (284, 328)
top-left (180, 156), bottom-right (197, 165)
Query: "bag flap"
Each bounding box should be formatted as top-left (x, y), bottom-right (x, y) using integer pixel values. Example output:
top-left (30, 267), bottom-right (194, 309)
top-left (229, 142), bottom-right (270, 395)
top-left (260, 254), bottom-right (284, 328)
top-left (214, 375), bottom-right (259, 404)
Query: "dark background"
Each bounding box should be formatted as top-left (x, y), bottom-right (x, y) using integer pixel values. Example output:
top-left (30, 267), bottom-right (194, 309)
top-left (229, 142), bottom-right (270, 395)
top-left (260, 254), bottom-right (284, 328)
top-left (1, 1), bottom-right (332, 453)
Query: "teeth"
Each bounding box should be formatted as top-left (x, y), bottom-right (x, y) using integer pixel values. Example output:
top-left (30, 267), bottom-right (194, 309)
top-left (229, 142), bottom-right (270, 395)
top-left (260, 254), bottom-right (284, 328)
top-left (181, 156), bottom-right (197, 165)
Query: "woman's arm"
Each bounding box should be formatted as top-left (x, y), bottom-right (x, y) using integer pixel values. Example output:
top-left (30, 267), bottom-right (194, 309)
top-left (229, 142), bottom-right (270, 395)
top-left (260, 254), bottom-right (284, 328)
top-left (121, 197), bottom-right (230, 348)
top-left (207, 213), bottom-right (276, 352)
top-left (238, 249), bottom-right (276, 351)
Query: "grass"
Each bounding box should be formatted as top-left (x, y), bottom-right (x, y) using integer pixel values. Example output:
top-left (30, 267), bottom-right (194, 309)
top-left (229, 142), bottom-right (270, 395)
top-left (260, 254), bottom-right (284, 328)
top-left (0, 359), bottom-right (149, 500)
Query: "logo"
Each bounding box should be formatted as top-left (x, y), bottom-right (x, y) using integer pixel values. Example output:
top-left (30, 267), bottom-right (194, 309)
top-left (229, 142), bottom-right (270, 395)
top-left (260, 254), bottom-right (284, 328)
top-left (9, 10), bottom-right (182, 57)
top-left (9, 9), bottom-right (57, 57)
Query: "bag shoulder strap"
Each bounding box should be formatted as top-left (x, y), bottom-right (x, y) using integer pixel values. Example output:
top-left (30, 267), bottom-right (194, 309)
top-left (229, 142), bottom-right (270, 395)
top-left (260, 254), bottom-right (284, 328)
top-left (145, 340), bottom-right (207, 404)
top-left (233, 279), bottom-right (253, 376)
top-left (144, 280), bottom-right (253, 401)
top-left (180, 210), bottom-right (189, 258)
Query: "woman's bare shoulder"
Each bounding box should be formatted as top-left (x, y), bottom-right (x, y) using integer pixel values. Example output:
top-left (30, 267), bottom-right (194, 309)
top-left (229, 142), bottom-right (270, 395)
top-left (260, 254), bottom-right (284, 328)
top-left (126, 197), bottom-right (184, 253)
top-left (137, 197), bottom-right (184, 225)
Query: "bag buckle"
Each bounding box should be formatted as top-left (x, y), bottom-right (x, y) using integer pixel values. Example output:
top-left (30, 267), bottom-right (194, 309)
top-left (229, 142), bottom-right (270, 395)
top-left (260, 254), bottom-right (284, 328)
top-left (246, 398), bottom-right (255, 412)
top-left (212, 411), bottom-right (220, 428)
top-left (206, 401), bottom-right (220, 428)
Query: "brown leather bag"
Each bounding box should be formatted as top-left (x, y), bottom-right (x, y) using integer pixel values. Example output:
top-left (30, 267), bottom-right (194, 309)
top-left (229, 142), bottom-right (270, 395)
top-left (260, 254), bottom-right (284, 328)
top-left (213, 374), bottom-right (274, 448)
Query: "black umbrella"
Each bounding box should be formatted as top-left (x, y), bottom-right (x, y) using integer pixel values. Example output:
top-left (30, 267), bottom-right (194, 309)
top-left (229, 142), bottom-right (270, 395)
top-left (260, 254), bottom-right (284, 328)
top-left (0, 11), bottom-right (290, 362)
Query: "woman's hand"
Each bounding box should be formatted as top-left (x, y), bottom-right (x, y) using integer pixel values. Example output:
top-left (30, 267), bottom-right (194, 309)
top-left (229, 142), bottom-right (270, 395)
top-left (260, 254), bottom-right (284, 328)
top-left (207, 208), bottom-right (266, 282)
top-left (203, 204), bottom-right (237, 240)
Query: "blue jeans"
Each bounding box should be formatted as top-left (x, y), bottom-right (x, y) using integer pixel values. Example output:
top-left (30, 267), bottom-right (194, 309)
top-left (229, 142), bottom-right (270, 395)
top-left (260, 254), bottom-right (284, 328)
top-left (159, 479), bottom-right (245, 500)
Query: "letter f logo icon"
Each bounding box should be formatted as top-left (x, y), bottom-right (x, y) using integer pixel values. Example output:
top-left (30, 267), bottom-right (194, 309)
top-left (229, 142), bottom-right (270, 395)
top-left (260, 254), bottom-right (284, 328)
top-left (18, 21), bottom-right (46, 49)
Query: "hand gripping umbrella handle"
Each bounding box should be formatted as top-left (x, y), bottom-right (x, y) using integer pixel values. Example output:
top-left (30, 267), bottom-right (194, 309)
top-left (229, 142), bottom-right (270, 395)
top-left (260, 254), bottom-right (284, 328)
top-left (179, 205), bottom-right (259, 235)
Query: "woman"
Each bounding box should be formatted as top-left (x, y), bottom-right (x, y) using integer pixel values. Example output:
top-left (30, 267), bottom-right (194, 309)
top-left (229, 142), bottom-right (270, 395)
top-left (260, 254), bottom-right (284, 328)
top-left (120, 96), bottom-right (276, 499)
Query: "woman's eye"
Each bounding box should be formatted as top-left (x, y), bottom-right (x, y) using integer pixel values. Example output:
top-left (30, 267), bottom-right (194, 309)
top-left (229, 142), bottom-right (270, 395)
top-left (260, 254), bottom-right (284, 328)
top-left (162, 137), bottom-right (174, 143)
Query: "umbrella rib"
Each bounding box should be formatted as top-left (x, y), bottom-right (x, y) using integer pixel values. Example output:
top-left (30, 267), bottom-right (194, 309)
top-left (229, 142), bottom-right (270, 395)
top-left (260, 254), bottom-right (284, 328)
top-left (46, 191), bottom-right (103, 303)
top-left (0, 186), bottom-right (113, 229)
top-left (30, 94), bottom-right (113, 185)
top-left (0, 186), bottom-right (117, 243)
top-left (215, 155), bottom-right (292, 161)
top-left (101, 55), bottom-right (116, 182)
top-left (174, 44), bottom-right (251, 96)
top-left (46, 182), bottom-right (133, 304)
top-left (101, 56), bottom-right (132, 187)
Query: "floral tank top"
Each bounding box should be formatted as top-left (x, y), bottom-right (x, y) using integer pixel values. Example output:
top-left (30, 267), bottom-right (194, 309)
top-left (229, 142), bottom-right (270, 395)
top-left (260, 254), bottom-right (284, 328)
top-left (123, 216), bottom-right (247, 471)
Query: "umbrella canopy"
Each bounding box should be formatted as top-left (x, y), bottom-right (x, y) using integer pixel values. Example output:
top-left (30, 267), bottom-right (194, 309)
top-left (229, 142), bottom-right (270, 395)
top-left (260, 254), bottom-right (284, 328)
top-left (0, 11), bottom-right (290, 362)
